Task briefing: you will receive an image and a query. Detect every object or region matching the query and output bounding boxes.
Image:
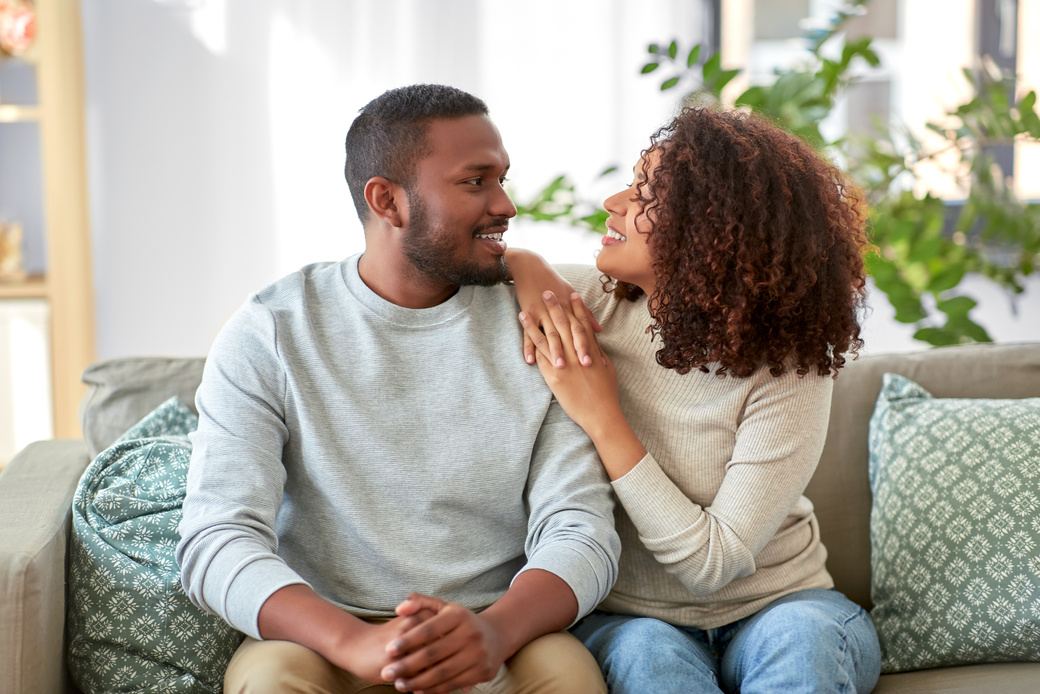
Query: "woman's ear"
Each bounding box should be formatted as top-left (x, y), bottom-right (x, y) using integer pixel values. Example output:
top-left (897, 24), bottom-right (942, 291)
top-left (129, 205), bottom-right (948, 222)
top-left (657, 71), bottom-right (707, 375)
top-left (364, 177), bottom-right (406, 228)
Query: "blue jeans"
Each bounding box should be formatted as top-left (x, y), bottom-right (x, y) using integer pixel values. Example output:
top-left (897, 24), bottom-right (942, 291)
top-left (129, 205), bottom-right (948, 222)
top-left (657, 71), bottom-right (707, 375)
top-left (571, 589), bottom-right (880, 694)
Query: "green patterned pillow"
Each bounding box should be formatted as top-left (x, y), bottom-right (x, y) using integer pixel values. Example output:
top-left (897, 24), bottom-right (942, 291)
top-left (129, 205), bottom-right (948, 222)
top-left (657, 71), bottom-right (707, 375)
top-left (68, 397), bottom-right (243, 693)
top-left (868, 373), bottom-right (1040, 673)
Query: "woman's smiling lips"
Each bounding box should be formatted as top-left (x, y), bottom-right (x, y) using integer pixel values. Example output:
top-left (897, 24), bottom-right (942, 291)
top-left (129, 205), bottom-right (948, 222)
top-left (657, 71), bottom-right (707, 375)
top-left (603, 222), bottom-right (627, 246)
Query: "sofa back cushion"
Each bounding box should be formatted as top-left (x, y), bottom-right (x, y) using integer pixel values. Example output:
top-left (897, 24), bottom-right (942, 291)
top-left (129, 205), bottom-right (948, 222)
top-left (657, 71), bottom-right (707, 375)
top-left (79, 345), bottom-right (1040, 616)
top-left (808, 341), bottom-right (1040, 610)
top-left (80, 357), bottom-right (206, 459)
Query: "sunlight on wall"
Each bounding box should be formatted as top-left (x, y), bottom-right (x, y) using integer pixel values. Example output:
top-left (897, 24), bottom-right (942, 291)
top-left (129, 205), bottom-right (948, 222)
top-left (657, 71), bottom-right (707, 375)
top-left (190, 0), bottom-right (228, 55)
top-left (901, 1), bottom-right (975, 200)
top-left (267, 7), bottom-right (361, 275)
top-left (0, 300), bottom-right (52, 465)
top-left (1016, 0), bottom-right (1039, 200)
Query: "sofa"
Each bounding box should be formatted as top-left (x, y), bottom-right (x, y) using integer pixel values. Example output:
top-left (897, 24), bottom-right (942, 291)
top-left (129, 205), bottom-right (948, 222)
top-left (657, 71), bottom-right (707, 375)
top-left (1, 342), bottom-right (1039, 693)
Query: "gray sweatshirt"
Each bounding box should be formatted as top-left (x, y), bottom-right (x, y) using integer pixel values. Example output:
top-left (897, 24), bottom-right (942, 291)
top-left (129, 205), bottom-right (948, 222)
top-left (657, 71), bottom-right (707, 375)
top-left (177, 255), bottom-right (620, 640)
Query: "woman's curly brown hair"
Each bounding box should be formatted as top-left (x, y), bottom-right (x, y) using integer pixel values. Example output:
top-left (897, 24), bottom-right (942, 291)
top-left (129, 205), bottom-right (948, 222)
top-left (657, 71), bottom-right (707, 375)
top-left (612, 106), bottom-right (871, 378)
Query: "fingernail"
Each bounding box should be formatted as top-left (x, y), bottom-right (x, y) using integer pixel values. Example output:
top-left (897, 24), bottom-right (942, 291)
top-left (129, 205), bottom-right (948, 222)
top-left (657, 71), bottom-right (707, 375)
top-left (556, 358), bottom-right (565, 367)
top-left (543, 291), bottom-right (553, 300)
top-left (582, 355), bottom-right (592, 365)
top-left (526, 354), bottom-right (534, 364)
top-left (519, 312), bottom-right (526, 321)
top-left (395, 680), bottom-right (408, 691)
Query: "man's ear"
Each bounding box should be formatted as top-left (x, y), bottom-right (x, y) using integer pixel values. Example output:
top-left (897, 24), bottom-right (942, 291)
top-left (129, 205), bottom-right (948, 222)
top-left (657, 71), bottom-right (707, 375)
top-left (364, 177), bottom-right (406, 228)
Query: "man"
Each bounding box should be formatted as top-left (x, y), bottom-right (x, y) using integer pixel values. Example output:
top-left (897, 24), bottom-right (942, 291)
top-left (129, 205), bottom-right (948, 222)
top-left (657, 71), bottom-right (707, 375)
top-left (177, 84), bottom-right (619, 694)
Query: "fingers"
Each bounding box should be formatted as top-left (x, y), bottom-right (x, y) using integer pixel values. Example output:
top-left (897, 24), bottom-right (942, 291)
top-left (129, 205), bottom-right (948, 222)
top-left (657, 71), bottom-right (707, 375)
top-left (386, 607), bottom-right (457, 659)
top-left (537, 290), bottom-right (571, 368)
top-left (395, 593), bottom-right (447, 618)
top-left (542, 291), bottom-right (577, 368)
top-left (519, 291), bottom-right (602, 369)
top-left (566, 293), bottom-right (596, 366)
top-left (518, 304), bottom-right (561, 368)
top-left (384, 611), bottom-right (497, 694)
top-left (395, 655), bottom-right (485, 694)
top-left (522, 325), bottom-right (536, 366)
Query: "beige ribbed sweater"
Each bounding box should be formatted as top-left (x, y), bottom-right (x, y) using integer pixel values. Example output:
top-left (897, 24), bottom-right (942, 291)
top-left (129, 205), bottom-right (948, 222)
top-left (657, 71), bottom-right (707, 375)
top-left (560, 265), bottom-right (835, 629)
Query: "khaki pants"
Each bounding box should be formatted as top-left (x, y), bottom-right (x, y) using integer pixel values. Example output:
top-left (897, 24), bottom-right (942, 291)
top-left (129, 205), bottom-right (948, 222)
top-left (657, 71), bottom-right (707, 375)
top-left (223, 630), bottom-right (606, 694)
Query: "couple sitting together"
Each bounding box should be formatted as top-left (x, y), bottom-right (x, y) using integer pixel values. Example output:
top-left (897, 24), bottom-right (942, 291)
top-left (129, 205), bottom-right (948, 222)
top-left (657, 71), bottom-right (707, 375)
top-left (176, 83), bottom-right (881, 694)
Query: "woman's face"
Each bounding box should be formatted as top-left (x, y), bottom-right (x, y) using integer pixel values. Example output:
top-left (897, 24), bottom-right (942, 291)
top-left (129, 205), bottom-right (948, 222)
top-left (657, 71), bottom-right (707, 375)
top-left (597, 150), bottom-right (658, 295)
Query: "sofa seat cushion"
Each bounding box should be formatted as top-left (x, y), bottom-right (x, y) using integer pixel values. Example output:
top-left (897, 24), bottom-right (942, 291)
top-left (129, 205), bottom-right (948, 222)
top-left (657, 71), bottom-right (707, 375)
top-left (67, 397), bottom-right (242, 694)
top-left (868, 373), bottom-right (1040, 673)
top-left (873, 662), bottom-right (1040, 693)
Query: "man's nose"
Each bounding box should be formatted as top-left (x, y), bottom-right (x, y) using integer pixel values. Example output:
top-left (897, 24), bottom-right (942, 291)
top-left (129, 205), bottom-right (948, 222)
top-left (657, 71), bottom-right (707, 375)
top-left (491, 185), bottom-right (518, 219)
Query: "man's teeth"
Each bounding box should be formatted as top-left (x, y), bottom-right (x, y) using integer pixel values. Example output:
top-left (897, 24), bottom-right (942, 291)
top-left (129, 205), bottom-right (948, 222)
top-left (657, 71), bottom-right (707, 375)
top-left (606, 229), bottom-right (627, 242)
top-left (476, 232), bottom-right (504, 241)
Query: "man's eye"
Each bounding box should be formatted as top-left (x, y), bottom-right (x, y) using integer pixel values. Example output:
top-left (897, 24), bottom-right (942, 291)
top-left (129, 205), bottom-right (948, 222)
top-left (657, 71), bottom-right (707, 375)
top-left (499, 176), bottom-right (510, 185)
top-left (464, 178), bottom-right (482, 186)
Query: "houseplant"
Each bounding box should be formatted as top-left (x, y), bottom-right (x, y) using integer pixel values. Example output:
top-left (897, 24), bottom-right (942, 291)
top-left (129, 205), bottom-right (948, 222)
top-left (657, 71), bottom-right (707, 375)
top-left (516, 2), bottom-right (1040, 347)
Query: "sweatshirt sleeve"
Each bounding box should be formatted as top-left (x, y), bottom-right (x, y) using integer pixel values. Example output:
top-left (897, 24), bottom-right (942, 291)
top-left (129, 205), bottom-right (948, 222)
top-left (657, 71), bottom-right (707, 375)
top-left (611, 369), bottom-right (833, 596)
top-left (519, 401), bottom-right (621, 621)
top-left (176, 297), bottom-right (308, 639)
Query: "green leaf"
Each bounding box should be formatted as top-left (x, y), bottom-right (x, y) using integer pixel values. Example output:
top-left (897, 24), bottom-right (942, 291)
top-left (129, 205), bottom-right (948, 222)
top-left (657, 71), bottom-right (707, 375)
top-left (1018, 91), bottom-right (1040, 138)
top-left (913, 327), bottom-right (961, 346)
top-left (687, 44), bottom-right (701, 67)
top-left (661, 77), bottom-right (680, 91)
top-left (579, 210), bottom-right (610, 233)
top-left (648, 43), bottom-right (660, 55)
top-left (668, 41), bottom-right (678, 59)
top-left (926, 262), bottom-right (966, 294)
top-left (641, 62), bottom-right (660, 74)
top-left (713, 68), bottom-right (740, 94)
top-left (702, 51), bottom-right (721, 82)
top-left (935, 295), bottom-right (977, 317)
top-left (599, 166), bottom-right (617, 176)
top-left (734, 85), bottom-right (766, 109)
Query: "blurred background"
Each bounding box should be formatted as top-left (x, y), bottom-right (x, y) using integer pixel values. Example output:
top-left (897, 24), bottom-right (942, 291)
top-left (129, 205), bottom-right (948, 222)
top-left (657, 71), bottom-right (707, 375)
top-left (0, 0), bottom-right (1038, 462)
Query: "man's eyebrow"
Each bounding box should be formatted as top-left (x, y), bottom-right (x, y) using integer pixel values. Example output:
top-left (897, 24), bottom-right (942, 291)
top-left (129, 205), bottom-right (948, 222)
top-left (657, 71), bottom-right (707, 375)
top-left (461, 163), bottom-right (511, 173)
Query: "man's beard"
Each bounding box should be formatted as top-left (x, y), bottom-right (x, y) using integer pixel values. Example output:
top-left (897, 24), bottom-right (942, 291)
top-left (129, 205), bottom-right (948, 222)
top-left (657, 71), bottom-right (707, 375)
top-left (403, 192), bottom-right (508, 287)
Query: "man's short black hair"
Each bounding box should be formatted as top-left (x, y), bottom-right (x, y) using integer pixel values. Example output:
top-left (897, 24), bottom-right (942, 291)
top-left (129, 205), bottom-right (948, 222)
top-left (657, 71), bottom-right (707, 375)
top-left (344, 84), bottom-right (490, 224)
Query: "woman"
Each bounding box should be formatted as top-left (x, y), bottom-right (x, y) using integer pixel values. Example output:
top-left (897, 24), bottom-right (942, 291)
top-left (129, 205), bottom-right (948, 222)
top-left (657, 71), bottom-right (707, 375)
top-left (508, 106), bottom-right (881, 693)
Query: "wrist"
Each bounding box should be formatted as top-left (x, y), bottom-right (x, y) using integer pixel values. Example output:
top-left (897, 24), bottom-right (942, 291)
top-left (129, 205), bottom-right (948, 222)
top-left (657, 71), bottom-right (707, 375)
top-left (326, 613), bottom-right (371, 653)
top-left (585, 416), bottom-right (648, 481)
top-left (476, 610), bottom-right (518, 662)
top-left (581, 403), bottom-right (628, 444)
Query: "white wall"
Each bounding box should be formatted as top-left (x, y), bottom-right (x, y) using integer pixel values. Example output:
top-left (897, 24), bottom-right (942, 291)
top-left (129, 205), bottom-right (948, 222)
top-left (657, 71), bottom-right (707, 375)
top-left (79, 0), bottom-right (1039, 362)
top-left (80, 0), bottom-right (708, 359)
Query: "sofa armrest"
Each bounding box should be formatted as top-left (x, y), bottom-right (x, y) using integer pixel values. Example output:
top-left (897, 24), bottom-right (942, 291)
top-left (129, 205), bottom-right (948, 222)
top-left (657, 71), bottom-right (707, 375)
top-left (0, 440), bottom-right (90, 694)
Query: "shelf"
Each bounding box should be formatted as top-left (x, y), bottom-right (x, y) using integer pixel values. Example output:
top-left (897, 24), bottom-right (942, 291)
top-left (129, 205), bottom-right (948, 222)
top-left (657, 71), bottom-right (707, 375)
top-left (0, 274), bottom-right (47, 299)
top-left (0, 104), bottom-right (41, 122)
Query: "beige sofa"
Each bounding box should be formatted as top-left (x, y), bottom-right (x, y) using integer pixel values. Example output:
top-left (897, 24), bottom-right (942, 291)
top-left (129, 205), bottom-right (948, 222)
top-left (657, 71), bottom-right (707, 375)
top-left (2, 343), bottom-right (1039, 693)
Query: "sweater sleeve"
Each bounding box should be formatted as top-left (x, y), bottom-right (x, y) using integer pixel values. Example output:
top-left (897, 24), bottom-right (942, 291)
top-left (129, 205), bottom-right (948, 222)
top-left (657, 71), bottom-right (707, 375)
top-left (611, 369), bottom-right (833, 597)
top-left (176, 297), bottom-right (307, 639)
top-left (519, 401), bottom-right (621, 621)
